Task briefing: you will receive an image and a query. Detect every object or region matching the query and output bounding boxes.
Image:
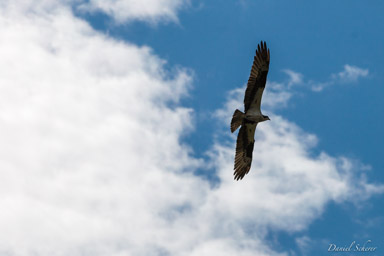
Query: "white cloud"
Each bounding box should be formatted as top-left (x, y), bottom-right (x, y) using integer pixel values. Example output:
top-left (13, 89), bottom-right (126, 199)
top-left (0, 1), bottom-right (382, 256)
top-left (0, 0), bottom-right (190, 25)
top-left (263, 81), bottom-right (293, 109)
top-left (0, 0), bottom-right (77, 15)
top-left (275, 66), bottom-right (369, 93)
top-left (0, 2), bottom-right (205, 255)
top-left (333, 64), bottom-right (369, 83)
top-left (78, 0), bottom-right (190, 24)
top-left (283, 69), bottom-right (303, 87)
top-left (310, 81), bottom-right (333, 92)
top-left (311, 64), bottom-right (369, 91)
top-left (295, 235), bottom-right (312, 255)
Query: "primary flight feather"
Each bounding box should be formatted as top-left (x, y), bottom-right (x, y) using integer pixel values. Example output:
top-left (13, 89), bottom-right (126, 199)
top-left (231, 41), bottom-right (270, 180)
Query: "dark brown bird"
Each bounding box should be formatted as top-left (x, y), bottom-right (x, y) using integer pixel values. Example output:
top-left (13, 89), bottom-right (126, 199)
top-left (230, 41), bottom-right (270, 180)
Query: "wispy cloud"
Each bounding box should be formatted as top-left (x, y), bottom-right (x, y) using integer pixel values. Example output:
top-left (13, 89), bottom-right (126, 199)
top-left (283, 69), bottom-right (303, 87)
top-left (311, 64), bottom-right (369, 91)
top-left (333, 64), bottom-right (369, 83)
top-left (295, 235), bottom-right (312, 255)
top-left (78, 0), bottom-right (190, 24)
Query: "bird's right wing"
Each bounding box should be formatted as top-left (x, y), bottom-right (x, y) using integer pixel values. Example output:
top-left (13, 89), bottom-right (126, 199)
top-left (243, 41), bottom-right (270, 112)
top-left (234, 121), bottom-right (257, 180)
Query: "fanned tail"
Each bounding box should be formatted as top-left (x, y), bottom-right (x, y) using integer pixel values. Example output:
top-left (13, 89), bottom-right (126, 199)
top-left (230, 109), bottom-right (245, 133)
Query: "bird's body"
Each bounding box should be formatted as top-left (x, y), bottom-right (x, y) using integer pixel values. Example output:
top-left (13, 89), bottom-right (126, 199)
top-left (231, 41), bottom-right (270, 180)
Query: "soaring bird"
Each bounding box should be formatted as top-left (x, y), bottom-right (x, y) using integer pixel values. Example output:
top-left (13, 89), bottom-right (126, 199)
top-left (231, 41), bottom-right (270, 180)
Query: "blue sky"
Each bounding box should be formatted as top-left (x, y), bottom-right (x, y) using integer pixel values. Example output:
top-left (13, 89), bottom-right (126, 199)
top-left (0, 0), bottom-right (383, 255)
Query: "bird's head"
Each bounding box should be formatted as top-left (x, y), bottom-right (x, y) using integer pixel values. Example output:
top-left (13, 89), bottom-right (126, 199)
top-left (262, 115), bottom-right (270, 121)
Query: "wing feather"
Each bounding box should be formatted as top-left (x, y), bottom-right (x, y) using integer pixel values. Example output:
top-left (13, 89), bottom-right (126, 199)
top-left (234, 122), bottom-right (257, 180)
top-left (244, 41), bottom-right (270, 112)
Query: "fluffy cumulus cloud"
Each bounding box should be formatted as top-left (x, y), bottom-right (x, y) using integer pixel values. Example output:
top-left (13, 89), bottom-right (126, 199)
top-left (0, 1), bottom-right (202, 256)
top-left (0, 1), bottom-right (383, 256)
top-left (78, 0), bottom-right (189, 24)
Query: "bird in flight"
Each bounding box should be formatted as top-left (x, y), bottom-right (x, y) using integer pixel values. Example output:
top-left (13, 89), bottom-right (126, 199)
top-left (231, 41), bottom-right (270, 180)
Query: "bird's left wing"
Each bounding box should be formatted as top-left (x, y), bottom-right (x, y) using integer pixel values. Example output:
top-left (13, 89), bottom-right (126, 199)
top-left (234, 121), bottom-right (257, 180)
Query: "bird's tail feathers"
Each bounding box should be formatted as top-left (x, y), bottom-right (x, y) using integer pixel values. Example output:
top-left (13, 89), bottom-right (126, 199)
top-left (231, 109), bottom-right (245, 133)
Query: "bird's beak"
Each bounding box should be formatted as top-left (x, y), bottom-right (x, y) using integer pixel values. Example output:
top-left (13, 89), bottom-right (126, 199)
top-left (268, 117), bottom-right (271, 121)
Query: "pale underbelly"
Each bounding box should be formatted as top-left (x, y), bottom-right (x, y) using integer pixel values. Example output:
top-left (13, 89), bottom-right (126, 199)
top-left (245, 113), bottom-right (264, 122)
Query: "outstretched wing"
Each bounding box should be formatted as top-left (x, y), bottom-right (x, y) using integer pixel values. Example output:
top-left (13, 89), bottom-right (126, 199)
top-left (244, 41), bottom-right (270, 113)
top-left (234, 121), bottom-right (257, 180)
